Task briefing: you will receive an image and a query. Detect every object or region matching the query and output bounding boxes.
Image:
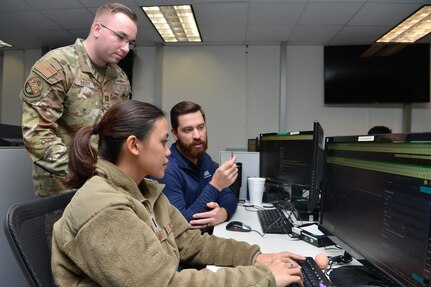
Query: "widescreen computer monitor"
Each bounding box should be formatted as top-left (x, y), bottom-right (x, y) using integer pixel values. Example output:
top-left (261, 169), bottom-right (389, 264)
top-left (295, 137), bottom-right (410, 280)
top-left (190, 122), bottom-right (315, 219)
top-left (259, 121), bottom-right (324, 213)
top-left (319, 132), bottom-right (431, 287)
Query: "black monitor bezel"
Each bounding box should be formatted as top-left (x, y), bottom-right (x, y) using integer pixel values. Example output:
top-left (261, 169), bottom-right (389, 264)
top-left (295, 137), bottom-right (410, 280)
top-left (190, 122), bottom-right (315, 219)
top-left (319, 131), bottom-right (431, 287)
top-left (259, 121), bottom-right (324, 212)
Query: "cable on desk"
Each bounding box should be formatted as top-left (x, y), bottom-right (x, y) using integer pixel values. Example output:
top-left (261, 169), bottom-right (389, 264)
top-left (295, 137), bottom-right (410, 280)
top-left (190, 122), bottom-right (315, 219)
top-left (250, 229), bottom-right (264, 237)
top-left (243, 205), bottom-right (265, 212)
top-left (324, 252), bottom-right (353, 276)
top-left (239, 203), bottom-right (302, 239)
top-left (324, 245), bottom-right (342, 251)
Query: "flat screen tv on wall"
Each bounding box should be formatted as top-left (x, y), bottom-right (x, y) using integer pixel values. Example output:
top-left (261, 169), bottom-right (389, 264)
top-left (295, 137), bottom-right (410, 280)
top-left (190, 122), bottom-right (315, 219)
top-left (324, 44), bottom-right (430, 104)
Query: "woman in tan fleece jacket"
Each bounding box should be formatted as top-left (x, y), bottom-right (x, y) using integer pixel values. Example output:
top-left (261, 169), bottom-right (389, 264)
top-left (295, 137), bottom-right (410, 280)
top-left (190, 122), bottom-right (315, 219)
top-left (51, 100), bottom-right (305, 287)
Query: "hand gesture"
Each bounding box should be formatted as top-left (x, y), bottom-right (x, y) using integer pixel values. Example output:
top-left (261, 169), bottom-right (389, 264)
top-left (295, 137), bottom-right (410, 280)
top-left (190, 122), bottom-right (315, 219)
top-left (210, 156), bottom-right (238, 191)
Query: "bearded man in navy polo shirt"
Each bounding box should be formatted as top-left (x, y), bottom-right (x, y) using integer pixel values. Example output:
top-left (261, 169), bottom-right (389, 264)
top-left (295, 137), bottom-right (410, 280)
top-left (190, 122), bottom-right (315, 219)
top-left (156, 101), bottom-right (238, 232)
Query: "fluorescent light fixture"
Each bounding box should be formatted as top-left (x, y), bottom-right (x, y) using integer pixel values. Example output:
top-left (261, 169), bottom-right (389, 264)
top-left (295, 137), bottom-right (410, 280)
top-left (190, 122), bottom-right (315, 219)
top-left (377, 5), bottom-right (431, 43)
top-left (0, 40), bottom-right (13, 48)
top-left (142, 5), bottom-right (201, 43)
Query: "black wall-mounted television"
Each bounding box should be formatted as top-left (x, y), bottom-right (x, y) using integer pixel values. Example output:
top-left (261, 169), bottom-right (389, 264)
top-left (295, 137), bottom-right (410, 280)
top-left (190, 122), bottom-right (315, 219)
top-left (324, 44), bottom-right (430, 104)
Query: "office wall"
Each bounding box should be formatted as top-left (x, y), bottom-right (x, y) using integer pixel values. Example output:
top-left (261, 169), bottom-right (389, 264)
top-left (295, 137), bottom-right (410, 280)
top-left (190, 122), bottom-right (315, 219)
top-left (162, 45), bottom-right (246, 158)
top-left (1, 51), bottom-right (24, 125)
top-left (246, 45), bottom-right (280, 138)
top-left (132, 46), bottom-right (159, 106)
top-left (160, 45), bottom-right (280, 159)
top-left (1, 45), bottom-right (431, 157)
top-left (411, 100), bottom-right (431, 132)
top-left (1, 50), bottom-right (41, 125)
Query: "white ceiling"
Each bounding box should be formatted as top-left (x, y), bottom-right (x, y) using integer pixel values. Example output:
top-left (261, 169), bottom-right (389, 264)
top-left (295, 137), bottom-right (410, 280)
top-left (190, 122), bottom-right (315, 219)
top-left (1, 0), bottom-right (431, 50)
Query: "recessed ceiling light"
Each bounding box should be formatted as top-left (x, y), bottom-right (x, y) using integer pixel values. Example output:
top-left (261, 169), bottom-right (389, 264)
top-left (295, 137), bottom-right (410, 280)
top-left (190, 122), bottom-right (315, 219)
top-left (377, 5), bottom-right (431, 43)
top-left (142, 5), bottom-right (202, 43)
top-left (0, 40), bottom-right (13, 48)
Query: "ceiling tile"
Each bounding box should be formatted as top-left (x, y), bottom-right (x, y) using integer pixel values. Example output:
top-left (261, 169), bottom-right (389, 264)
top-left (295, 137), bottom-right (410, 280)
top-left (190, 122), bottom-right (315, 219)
top-left (332, 25), bottom-right (391, 44)
top-left (42, 9), bottom-right (94, 30)
top-left (309, 0), bottom-right (366, 2)
top-left (1, 0), bottom-right (430, 50)
top-left (290, 25), bottom-right (342, 45)
top-left (0, 0), bottom-right (33, 12)
top-left (85, 0), bottom-right (138, 8)
top-left (136, 27), bottom-right (164, 45)
top-left (350, 3), bottom-right (424, 26)
top-left (367, 0), bottom-right (430, 3)
top-left (199, 25), bottom-right (247, 43)
top-left (23, 0), bottom-right (83, 10)
top-left (299, 3), bottom-right (363, 25)
top-left (0, 11), bottom-right (61, 33)
top-left (193, 3), bottom-right (249, 26)
top-left (247, 25), bottom-right (293, 43)
top-left (248, 2), bottom-right (306, 25)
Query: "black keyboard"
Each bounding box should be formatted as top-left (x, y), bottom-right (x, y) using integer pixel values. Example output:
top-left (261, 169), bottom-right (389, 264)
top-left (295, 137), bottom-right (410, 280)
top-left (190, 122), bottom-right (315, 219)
top-left (291, 257), bottom-right (334, 287)
top-left (257, 208), bottom-right (293, 234)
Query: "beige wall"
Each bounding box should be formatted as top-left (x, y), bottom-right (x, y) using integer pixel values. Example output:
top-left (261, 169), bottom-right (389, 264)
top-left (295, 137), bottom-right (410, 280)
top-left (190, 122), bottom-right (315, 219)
top-left (2, 44), bottom-right (431, 159)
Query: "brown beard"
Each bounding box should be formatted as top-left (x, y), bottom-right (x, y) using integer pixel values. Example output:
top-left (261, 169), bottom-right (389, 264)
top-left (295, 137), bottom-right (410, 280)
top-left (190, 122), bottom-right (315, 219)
top-left (176, 137), bottom-right (208, 161)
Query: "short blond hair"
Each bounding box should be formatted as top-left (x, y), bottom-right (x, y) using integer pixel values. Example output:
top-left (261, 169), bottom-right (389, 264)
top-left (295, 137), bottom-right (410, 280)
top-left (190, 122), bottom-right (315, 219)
top-left (95, 2), bottom-right (138, 24)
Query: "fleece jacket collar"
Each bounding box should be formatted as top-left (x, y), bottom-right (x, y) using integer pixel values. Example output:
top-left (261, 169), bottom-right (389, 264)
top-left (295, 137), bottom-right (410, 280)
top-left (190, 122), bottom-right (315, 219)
top-left (65, 159), bottom-right (165, 235)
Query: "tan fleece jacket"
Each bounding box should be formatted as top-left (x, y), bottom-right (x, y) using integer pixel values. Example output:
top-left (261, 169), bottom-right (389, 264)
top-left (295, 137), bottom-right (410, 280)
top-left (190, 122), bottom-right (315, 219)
top-left (51, 159), bottom-right (276, 287)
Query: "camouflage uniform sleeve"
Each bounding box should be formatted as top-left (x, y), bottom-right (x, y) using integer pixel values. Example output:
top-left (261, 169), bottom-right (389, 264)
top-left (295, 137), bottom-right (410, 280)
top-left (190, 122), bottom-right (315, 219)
top-left (20, 58), bottom-right (69, 177)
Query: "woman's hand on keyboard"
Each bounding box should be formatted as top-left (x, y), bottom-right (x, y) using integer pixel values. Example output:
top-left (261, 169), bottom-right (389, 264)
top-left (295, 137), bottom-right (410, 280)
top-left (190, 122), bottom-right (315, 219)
top-left (256, 251), bottom-right (306, 266)
top-left (267, 260), bottom-right (304, 287)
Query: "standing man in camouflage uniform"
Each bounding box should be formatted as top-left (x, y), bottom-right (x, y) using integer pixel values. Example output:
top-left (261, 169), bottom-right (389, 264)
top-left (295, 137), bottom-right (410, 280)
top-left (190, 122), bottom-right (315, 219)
top-left (20, 3), bottom-right (138, 197)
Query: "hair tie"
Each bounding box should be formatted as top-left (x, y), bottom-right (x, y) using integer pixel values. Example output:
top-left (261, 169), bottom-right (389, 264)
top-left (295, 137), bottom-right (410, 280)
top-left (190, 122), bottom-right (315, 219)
top-left (92, 124), bottom-right (100, 135)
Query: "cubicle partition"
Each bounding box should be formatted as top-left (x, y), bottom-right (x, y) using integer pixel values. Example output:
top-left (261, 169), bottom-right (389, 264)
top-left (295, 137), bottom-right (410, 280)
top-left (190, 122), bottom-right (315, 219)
top-left (1, 147), bottom-right (35, 287)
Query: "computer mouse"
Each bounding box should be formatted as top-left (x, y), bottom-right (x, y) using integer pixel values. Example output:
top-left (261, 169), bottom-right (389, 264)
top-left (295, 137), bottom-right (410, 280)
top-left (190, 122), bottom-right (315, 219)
top-left (225, 221), bottom-right (252, 232)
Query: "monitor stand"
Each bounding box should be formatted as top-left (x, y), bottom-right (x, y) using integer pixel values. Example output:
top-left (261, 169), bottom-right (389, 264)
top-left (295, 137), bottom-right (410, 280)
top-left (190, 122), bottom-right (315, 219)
top-left (293, 201), bottom-right (319, 221)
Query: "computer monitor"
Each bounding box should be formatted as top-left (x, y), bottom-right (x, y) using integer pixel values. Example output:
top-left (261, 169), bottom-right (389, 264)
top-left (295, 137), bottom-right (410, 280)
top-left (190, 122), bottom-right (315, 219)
top-left (0, 124), bottom-right (24, 146)
top-left (259, 121), bottom-right (324, 214)
top-left (319, 132), bottom-right (431, 287)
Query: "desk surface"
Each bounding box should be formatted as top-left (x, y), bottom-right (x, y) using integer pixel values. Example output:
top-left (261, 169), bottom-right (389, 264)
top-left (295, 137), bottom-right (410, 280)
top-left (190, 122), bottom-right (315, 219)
top-left (213, 205), bottom-right (345, 259)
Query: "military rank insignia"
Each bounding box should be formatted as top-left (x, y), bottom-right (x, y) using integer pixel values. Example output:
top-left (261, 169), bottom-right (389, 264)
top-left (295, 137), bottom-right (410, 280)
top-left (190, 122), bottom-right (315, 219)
top-left (24, 77), bottom-right (43, 97)
top-left (164, 222), bottom-right (173, 234)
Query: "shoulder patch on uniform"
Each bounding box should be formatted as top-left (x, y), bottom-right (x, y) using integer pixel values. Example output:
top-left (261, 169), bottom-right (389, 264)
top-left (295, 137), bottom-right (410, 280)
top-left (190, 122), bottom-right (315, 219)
top-left (24, 77), bottom-right (43, 97)
top-left (34, 61), bottom-right (57, 79)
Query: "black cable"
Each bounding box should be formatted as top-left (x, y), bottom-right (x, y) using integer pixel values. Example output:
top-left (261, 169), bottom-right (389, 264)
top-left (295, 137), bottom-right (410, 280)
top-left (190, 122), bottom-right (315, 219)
top-left (324, 244), bottom-right (342, 251)
top-left (240, 203), bottom-right (298, 238)
top-left (250, 229), bottom-right (264, 237)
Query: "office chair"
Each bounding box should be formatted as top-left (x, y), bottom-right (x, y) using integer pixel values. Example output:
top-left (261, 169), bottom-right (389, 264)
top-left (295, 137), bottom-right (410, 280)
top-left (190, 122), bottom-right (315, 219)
top-left (4, 191), bottom-right (76, 287)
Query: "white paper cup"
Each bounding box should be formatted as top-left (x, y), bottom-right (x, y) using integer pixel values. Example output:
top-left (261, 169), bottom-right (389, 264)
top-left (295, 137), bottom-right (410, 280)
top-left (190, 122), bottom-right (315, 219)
top-left (248, 177), bottom-right (266, 205)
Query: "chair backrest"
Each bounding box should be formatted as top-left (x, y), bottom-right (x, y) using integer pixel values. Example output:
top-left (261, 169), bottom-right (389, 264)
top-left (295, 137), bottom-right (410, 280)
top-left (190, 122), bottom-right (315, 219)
top-left (4, 191), bottom-right (76, 287)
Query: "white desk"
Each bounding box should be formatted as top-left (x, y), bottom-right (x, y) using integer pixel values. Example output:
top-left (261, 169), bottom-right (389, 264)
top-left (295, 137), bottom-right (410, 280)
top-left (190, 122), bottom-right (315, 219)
top-left (213, 205), bottom-right (345, 259)
top-left (209, 204), bottom-right (362, 286)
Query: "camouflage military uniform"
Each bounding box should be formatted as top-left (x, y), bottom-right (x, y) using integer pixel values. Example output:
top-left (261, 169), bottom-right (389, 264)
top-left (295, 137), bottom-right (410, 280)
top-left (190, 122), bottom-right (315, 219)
top-left (20, 39), bottom-right (131, 197)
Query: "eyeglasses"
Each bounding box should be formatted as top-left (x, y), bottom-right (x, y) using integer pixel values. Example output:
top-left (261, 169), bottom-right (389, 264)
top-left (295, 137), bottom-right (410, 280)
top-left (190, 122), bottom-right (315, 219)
top-left (99, 22), bottom-right (136, 50)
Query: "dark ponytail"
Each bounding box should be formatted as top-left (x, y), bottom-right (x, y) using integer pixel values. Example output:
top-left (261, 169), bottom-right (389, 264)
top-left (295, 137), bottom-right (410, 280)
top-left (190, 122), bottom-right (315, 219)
top-left (63, 126), bottom-right (98, 188)
top-left (64, 100), bottom-right (165, 188)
